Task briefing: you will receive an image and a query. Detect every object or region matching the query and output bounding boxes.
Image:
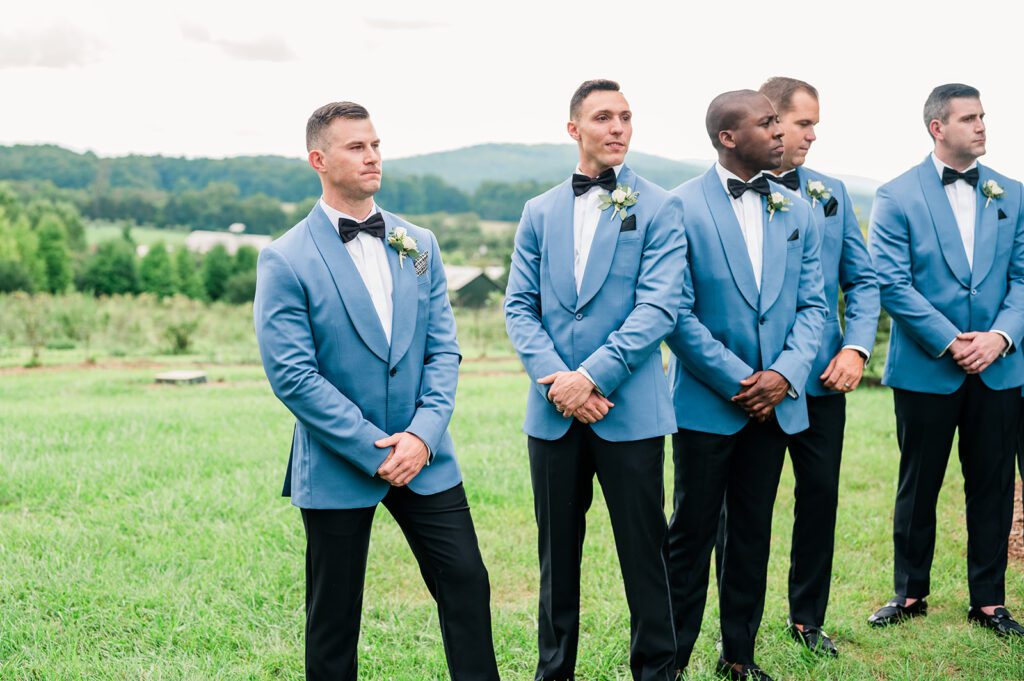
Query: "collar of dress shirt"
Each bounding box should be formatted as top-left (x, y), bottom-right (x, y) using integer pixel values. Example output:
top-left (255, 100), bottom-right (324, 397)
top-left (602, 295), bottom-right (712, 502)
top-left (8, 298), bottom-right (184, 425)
top-left (573, 163), bottom-right (625, 187)
top-left (319, 197), bottom-right (379, 234)
top-left (930, 151), bottom-right (978, 180)
top-left (714, 162), bottom-right (767, 196)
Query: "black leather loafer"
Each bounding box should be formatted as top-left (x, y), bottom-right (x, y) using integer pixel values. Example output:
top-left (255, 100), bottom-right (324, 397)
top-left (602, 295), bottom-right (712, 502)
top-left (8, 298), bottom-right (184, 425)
top-left (787, 618), bottom-right (838, 657)
top-left (868, 596), bottom-right (927, 627)
top-left (968, 607), bottom-right (1024, 637)
top-left (715, 657), bottom-right (775, 680)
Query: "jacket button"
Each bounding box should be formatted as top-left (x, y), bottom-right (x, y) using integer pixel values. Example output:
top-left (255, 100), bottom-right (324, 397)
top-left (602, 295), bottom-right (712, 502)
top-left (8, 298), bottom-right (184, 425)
top-left (970, 289), bottom-right (978, 295)
top-left (389, 368), bottom-right (397, 377)
top-left (759, 316), bottom-right (767, 325)
top-left (575, 313), bottom-right (583, 320)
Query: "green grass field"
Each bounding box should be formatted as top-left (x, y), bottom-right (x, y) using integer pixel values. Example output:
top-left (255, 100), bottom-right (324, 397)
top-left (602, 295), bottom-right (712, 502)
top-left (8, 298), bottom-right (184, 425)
top-left (86, 222), bottom-right (190, 249)
top-left (1, 359), bottom-right (1022, 680)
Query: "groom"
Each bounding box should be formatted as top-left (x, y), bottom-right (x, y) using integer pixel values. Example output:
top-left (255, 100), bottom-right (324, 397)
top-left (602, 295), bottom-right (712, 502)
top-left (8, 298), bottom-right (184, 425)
top-left (254, 101), bottom-right (499, 680)
top-left (505, 79), bottom-right (686, 681)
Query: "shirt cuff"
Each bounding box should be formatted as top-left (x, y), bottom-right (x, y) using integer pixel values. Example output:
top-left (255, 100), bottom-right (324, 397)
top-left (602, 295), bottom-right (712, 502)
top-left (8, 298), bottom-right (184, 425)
top-left (843, 344), bottom-right (871, 361)
top-left (992, 330), bottom-right (1013, 357)
top-left (576, 366), bottom-right (603, 396)
top-left (787, 386), bottom-right (798, 399)
top-left (938, 335), bottom-right (959, 358)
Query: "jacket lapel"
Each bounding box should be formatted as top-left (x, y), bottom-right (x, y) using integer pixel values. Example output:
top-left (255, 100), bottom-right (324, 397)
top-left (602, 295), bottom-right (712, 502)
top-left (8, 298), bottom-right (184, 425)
top-left (758, 195), bottom-right (789, 314)
top-left (702, 168), bottom-right (760, 310)
top-left (917, 157), bottom-right (971, 287)
top-left (970, 164), bottom-right (998, 288)
top-left (544, 179), bottom-right (578, 312)
top-left (306, 204), bottom-right (390, 362)
top-left (576, 164), bottom-right (634, 311)
top-left (384, 213), bottom-right (418, 369)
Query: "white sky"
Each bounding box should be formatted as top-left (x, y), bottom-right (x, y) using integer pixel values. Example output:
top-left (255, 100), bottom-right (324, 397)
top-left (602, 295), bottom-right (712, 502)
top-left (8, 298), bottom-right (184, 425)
top-left (3, 0), bottom-right (1022, 182)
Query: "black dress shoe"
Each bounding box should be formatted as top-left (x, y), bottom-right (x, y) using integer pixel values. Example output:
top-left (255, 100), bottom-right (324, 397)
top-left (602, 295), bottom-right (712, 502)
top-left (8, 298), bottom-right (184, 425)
top-left (715, 657), bottom-right (775, 680)
top-left (868, 596), bottom-right (927, 627)
top-left (968, 607), bottom-right (1024, 636)
top-left (787, 618), bottom-right (838, 657)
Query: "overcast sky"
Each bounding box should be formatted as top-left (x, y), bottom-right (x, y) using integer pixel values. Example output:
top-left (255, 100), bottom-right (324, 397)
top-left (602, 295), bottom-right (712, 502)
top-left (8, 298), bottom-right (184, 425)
top-left (3, 0), bottom-right (1022, 183)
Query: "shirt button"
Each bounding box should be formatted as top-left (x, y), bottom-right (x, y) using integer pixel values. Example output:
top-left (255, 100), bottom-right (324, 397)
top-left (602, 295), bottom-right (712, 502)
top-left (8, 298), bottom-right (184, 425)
top-left (389, 368), bottom-right (397, 377)
top-left (575, 313), bottom-right (583, 320)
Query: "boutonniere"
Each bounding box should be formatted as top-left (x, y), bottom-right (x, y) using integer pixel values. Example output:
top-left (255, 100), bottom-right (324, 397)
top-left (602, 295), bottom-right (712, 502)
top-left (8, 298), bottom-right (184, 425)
top-left (982, 179), bottom-right (1005, 208)
top-left (598, 184), bottom-right (639, 221)
top-left (386, 226), bottom-right (419, 269)
top-left (766, 191), bottom-right (792, 222)
top-left (805, 179), bottom-right (833, 208)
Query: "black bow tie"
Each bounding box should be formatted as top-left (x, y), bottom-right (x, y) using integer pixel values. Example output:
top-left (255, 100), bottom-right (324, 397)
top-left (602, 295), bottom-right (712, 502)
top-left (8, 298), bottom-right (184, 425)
top-left (727, 175), bottom-right (772, 199)
top-left (942, 166), bottom-right (979, 188)
top-left (769, 170), bottom-right (800, 191)
top-left (572, 167), bottom-right (617, 197)
top-left (338, 212), bottom-right (385, 243)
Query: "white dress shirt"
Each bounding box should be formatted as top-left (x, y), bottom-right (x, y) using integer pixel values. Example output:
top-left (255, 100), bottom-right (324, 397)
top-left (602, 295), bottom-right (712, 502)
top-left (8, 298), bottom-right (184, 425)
top-left (716, 162), bottom-right (764, 290)
top-left (573, 163), bottom-right (624, 292)
top-left (931, 153), bottom-right (978, 268)
top-left (319, 198), bottom-right (394, 344)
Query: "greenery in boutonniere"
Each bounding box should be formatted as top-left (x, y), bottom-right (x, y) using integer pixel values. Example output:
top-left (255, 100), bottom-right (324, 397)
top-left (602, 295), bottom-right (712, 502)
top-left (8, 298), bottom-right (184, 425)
top-left (982, 179), bottom-right (1005, 208)
top-left (805, 179), bottom-right (833, 208)
top-left (386, 226), bottom-right (419, 268)
top-left (598, 184), bottom-right (639, 221)
top-left (766, 191), bottom-right (792, 222)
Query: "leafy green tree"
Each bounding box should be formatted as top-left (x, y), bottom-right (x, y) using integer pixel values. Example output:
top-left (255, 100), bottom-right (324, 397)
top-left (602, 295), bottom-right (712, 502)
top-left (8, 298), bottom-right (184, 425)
top-left (0, 259), bottom-right (33, 293)
top-left (81, 239), bottom-right (139, 295)
top-left (233, 245), bottom-right (259, 274)
top-left (11, 214), bottom-right (47, 292)
top-left (201, 244), bottom-right (233, 301)
top-left (36, 214), bottom-right (72, 293)
top-left (223, 270), bottom-right (257, 305)
top-left (139, 242), bottom-right (178, 298)
top-left (174, 248), bottom-right (205, 299)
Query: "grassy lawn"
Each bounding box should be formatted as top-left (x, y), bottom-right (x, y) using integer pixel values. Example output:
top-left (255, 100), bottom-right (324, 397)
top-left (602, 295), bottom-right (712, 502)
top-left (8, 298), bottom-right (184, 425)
top-left (0, 360), bottom-right (1022, 679)
top-left (86, 222), bottom-right (190, 249)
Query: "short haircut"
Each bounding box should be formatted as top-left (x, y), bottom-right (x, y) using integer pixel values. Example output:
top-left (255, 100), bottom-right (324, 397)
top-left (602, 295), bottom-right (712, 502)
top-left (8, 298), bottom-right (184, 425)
top-left (705, 90), bottom-right (763, 150)
top-left (570, 79), bottom-right (621, 120)
top-left (306, 101), bottom-right (370, 152)
top-left (759, 77), bottom-right (819, 114)
top-left (923, 83), bottom-right (981, 138)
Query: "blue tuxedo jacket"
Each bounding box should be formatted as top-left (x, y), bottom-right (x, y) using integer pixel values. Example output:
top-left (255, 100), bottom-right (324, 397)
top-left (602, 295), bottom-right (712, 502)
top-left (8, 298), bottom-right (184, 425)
top-left (504, 164), bottom-right (687, 442)
top-left (869, 157), bottom-right (1024, 393)
top-left (666, 167), bottom-right (827, 436)
top-left (254, 204), bottom-right (463, 509)
top-left (783, 167), bottom-right (880, 396)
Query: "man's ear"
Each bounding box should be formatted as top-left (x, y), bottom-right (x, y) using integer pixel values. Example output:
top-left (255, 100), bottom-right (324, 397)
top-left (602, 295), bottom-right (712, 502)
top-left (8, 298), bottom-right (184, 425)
top-left (719, 131), bottom-right (737, 150)
top-left (308, 149), bottom-right (326, 173)
top-left (567, 120), bottom-right (580, 142)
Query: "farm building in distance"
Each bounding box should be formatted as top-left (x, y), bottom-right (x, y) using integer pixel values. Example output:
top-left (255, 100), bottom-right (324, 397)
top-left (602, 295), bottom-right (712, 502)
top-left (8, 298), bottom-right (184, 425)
top-left (185, 229), bottom-right (273, 255)
top-left (444, 265), bottom-right (505, 307)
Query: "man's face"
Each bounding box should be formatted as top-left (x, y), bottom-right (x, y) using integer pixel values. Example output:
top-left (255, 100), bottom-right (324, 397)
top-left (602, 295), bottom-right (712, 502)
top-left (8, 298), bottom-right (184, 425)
top-left (309, 117), bottom-right (382, 199)
top-left (934, 97), bottom-right (986, 160)
top-left (568, 90), bottom-right (632, 174)
top-left (778, 90), bottom-right (819, 169)
top-left (729, 95), bottom-right (785, 171)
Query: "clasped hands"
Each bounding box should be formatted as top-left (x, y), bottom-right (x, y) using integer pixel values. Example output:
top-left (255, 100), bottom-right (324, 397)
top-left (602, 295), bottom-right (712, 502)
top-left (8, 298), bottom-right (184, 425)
top-left (538, 371), bottom-right (614, 424)
top-left (731, 369), bottom-right (790, 422)
top-left (950, 331), bottom-right (1008, 374)
top-left (375, 431), bottom-right (428, 486)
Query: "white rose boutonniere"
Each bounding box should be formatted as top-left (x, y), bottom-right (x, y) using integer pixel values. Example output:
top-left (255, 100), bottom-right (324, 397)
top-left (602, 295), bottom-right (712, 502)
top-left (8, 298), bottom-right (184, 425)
top-left (982, 179), bottom-right (1005, 208)
top-left (598, 184), bottom-right (639, 220)
top-left (805, 179), bottom-right (832, 208)
top-left (387, 226), bottom-right (419, 268)
top-left (766, 191), bottom-right (792, 222)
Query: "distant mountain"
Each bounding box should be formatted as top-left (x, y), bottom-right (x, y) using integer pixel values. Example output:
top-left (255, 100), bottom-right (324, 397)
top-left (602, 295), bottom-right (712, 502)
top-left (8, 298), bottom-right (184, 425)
top-left (389, 143), bottom-right (707, 192)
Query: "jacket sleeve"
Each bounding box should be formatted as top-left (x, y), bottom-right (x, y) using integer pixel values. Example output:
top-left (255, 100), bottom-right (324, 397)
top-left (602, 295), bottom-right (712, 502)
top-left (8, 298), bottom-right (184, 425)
top-left (254, 246), bottom-right (390, 477)
top-left (990, 181), bottom-right (1024, 351)
top-left (837, 182), bottom-right (881, 353)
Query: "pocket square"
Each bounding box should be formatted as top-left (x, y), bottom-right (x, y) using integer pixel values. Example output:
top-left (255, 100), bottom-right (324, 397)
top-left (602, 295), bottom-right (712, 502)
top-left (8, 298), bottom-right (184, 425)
top-left (787, 229), bottom-right (800, 242)
top-left (620, 214), bottom-right (637, 232)
top-left (823, 196), bottom-right (839, 218)
top-left (414, 250), bottom-right (429, 276)
top-left (998, 208), bottom-right (1008, 220)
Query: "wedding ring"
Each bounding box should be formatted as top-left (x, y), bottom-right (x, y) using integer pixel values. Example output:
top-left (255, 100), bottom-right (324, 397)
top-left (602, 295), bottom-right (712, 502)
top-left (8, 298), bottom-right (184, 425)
top-left (843, 382), bottom-right (851, 388)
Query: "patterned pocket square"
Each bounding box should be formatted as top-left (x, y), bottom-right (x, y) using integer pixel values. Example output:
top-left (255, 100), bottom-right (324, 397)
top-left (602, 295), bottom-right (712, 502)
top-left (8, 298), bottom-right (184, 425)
top-left (787, 229), bottom-right (800, 242)
top-left (414, 250), bottom-right (429, 276)
top-left (998, 208), bottom-right (1008, 220)
top-left (620, 214), bottom-right (637, 232)
top-left (823, 196), bottom-right (839, 218)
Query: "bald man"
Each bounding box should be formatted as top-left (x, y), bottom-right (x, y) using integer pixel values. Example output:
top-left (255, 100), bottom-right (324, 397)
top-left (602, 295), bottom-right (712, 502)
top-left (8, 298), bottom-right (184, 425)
top-left (665, 90), bottom-right (826, 681)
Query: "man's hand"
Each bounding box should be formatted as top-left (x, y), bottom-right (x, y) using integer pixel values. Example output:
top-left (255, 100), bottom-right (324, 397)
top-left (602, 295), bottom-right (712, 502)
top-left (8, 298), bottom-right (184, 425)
top-left (573, 393), bottom-right (615, 424)
top-left (732, 370), bottom-right (791, 416)
top-left (820, 348), bottom-right (867, 392)
top-left (952, 331), bottom-right (1009, 374)
top-left (375, 432), bottom-right (429, 487)
top-left (538, 370), bottom-right (596, 418)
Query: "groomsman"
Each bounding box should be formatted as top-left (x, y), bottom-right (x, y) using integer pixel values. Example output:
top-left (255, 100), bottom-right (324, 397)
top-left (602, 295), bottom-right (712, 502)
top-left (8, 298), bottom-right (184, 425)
top-left (666, 90), bottom-right (826, 680)
top-left (254, 102), bottom-right (499, 679)
top-left (868, 83), bottom-right (1024, 636)
top-left (760, 77), bottom-right (880, 656)
top-left (505, 79), bottom-right (685, 681)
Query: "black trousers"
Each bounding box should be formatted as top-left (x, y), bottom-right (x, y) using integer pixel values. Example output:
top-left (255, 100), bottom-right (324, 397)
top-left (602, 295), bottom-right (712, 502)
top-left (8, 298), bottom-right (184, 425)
top-left (300, 483), bottom-right (499, 681)
top-left (668, 419), bottom-right (788, 668)
top-left (528, 421), bottom-right (676, 681)
top-left (892, 375), bottom-right (1019, 606)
